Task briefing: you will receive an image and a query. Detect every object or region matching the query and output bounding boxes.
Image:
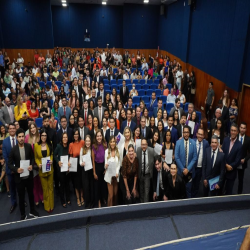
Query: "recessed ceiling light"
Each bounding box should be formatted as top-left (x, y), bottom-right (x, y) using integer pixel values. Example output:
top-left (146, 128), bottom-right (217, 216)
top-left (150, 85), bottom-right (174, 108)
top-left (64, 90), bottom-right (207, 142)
top-left (62, 3), bottom-right (67, 6)
top-left (102, 1), bottom-right (107, 5)
top-left (144, 0), bottom-right (149, 3)
top-left (61, 0), bottom-right (66, 2)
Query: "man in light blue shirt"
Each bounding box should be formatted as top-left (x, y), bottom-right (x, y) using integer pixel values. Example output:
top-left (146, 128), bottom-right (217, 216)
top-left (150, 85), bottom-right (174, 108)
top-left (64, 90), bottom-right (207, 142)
top-left (167, 88), bottom-right (176, 104)
top-left (62, 79), bottom-right (69, 94)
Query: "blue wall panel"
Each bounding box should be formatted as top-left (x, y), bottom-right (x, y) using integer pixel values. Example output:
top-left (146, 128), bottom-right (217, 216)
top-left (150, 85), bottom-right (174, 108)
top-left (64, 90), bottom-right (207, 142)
top-left (0, 0), bottom-right (54, 49)
top-left (69, 4), bottom-right (123, 48)
top-left (52, 6), bottom-right (70, 47)
top-left (123, 4), bottom-right (159, 49)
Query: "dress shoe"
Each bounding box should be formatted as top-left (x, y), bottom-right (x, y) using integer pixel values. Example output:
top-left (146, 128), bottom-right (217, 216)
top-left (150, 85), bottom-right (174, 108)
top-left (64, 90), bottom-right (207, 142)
top-left (21, 214), bottom-right (27, 220)
top-left (10, 204), bottom-right (17, 214)
top-left (29, 209), bottom-right (39, 218)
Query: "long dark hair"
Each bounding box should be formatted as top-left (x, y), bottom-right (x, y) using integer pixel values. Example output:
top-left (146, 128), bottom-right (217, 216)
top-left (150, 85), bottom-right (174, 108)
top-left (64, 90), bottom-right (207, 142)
top-left (60, 132), bottom-right (69, 147)
top-left (38, 128), bottom-right (53, 154)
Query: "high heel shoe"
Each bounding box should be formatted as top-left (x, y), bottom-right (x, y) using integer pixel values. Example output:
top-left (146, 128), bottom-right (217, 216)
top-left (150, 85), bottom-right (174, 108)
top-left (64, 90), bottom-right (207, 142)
top-left (77, 198), bottom-right (81, 207)
top-left (81, 197), bottom-right (84, 206)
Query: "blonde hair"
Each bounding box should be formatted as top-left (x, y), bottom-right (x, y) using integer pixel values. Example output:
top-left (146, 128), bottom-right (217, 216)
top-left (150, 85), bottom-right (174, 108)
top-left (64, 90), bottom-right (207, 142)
top-left (82, 135), bottom-right (92, 155)
top-left (107, 136), bottom-right (119, 160)
top-left (28, 121), bottom-right (40, 144)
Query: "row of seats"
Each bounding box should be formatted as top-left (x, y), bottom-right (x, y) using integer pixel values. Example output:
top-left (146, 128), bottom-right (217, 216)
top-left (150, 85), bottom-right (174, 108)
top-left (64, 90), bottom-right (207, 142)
top-left (103, 79), bottom-right (160, 85)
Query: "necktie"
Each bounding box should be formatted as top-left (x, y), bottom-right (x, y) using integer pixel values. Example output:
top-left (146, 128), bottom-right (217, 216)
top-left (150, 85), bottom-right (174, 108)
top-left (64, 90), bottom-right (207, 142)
top-left (128, 122), bottom-right (130, 127)
top-left (111, 130), bottom-right (113, 136)
top-left (85, 110), bottom-right (87, 124)
top-left (156, 171), bottom-right (160, 196)
top-left (211, 150), bottom-right (215, 168)
top-left (12, 138), bottom-right (15, 148)
top-left (144, 129), bottom-right (146, 138)
top-left (150, 100), bottom-right (153, 107)
top-left (197, 142), bottom-right (201, 166)
top-left (241, 136), bottom-right (243, 145)
top-left (123, 87), bottom-right (125, 95)
top-left (64, 107), bottom-right (66, 116)
top-left (143, 151), bottom-right (146, 176)
top-left (81, 129), bottom-right (84, 139)
top-left (188, 114), bottom-right (190, 120)
top-left (185, 140), bottom-right (188, 168)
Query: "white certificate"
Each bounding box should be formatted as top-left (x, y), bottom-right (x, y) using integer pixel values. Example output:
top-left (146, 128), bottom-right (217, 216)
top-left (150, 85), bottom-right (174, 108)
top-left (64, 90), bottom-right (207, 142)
top-left (136, 139), bottom-right (141, 150)
top-left (69, 157), bottom-right (78, 172)
top-left (188, 121), bottom-right (195, 134)
top-left (82, 154), bottom-right (93, 171)
top-left (117, 132), bottom-right (125, 148)
top-left (165, 149), bottom-right (173, 164)
top-left (20, 160), bottom-right (30, 178)
top-left (154, 143), bottom-right (162, 155)
top-left (107, 161), bottom-right (117, 177)
top-left (60, 155), bottom-right (69, 172)
top-left (42, 157), bottom-right (51, 173)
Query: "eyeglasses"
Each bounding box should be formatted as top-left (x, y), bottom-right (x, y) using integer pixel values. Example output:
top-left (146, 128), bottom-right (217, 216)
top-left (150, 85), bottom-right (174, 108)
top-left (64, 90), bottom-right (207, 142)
top-left (41, 134), bottom-right (47, 137)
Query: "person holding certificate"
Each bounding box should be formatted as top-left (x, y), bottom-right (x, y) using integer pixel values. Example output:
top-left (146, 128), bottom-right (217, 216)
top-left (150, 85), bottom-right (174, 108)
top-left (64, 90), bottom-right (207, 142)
top-left (69, 128), bottom-right (85, 207)
top-left (161, 129), bottom-right (175, 170)
top-left (185, 111), bottom-right (199, 139)
top-left (54, 132), bottom-right (71, 208)
top-left (79, 135), bottom-right (94, 209)
top-left (148, 130), bottom-right (160, 149)
top-left (34, 129), bottom-right (54, 213)
top-left (104, 136), bottom-right (121, 207)
top-left (92, 129), bottom-right (107, 208)
top-left (9, 128), bottom-right (39, 220)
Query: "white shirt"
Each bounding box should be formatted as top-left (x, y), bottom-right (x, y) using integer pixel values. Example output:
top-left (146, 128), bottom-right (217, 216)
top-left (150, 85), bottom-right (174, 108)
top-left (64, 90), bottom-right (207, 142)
top-left (71, 67), bottom-right (78, 80)
top-left (196, 140), bottom-right (203, 168)
top-left (211, 148), bottom-right (218, 168)
top-left (123, 74), bottom-right (129, 80)
top-left (101, 53), bottom-right (106, 63)
top-left (21, 81), bottom-right (26, 89)
top-left (176, 70), bottom-right (183, 83)
top-left (32, 68), bottom-right (38, 75)
top-left (79, 127), bottom-right (85, 139)
top-left (179, 94), bottom-right (185, 103)
top-left (167, 94), bottom-right (176, 104)
top-left (100, 69), bottom-right (107, 77)
top-left (17, 57), bottom-right (24, 64)
top-left (11, 81), bottom-right (17, 90)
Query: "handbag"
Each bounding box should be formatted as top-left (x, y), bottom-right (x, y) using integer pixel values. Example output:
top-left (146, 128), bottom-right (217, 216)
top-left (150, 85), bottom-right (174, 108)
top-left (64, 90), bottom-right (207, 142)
top-left (191, 87), bottom-right (196, 95)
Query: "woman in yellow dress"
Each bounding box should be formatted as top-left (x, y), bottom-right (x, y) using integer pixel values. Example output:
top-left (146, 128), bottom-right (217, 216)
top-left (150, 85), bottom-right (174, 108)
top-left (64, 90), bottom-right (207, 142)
top-left (14, 95), bottom-right (29, 131)
top-left (34, 128), bottom-right (54, 213)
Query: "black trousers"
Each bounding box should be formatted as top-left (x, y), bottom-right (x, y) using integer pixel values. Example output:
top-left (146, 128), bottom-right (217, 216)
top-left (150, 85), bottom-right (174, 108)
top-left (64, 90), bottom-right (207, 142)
top-left (205, 104), bottom-right (212, 121)
top-left (224, 178), bottom-right (235, 195)
top-left (82, 168), bottom-right (94, 208)
top-left (192, 167), bottom-right (202, 197)
top-left (57, 170), bottom-right (70, 204)
top-left (237, 168), bottom-right (245, 194)
top-left (0, 66), bottom-right (5, 79)
top-left (16, 177), bottom-right (34, 216)
top-left (94, 162), bottom-right (107, 207)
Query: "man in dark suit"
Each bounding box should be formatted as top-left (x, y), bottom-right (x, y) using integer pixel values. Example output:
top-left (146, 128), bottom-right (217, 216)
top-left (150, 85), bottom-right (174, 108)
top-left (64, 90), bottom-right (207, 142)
top-left (121, 108), bottom-right (136, 134)
top-left (148, 92), bottom-right (158, 113)
top-left (79, 100), bottom-right (92, 125)
top-left (105, 117), bottom-right (120, 143)
top-left (93, 69), bottom-right (100, 84)
top-left (153, 99), bottom-right (163, 118)
top-left (42, 115), bottom-right (57, 150)
top-left (2, 123), bottom-right (18, 213)
top-left (237, 122), bottom-right (250, 194)
top-left (57, 115), bottom-right (73, 144)
top-left (94, 96), bottom-right (106, 126)
top-left (120, 80), bottom-right (129, 105)
top-left (140, 116), bottom-right (152, 140)
top-left (8, 128), bottom-right (39, 220)
top-left (222, 123), bottom-right (242, 195)
top-left (169, 98), bottom-right (184, 120)
top-left (177, 113), bottom-right (191, 139)
top-left (78, 115), bottom-right (89, 140)
top-left (132, 106), bottom-right (141, 126)
top-left (152, 155), bottom-right (168, 201)
top-left (192, 128), bottom-right (210, 197)
top-left (202, 135), bottom-right (225, 196)
top-left (97, 82), bottom-right (106, 103)
top-left (165, 115), bottom-right (178, 145)
top-left (137, 138), bottom-right (155, 203)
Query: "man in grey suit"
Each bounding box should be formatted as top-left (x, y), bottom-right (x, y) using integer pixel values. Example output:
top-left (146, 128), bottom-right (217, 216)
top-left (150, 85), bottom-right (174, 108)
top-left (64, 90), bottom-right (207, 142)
top-left (0, 97), bottom-right (15, 128)
top-left (94, 96), bottom-right (106, 126)
top-left (169, 98), bottom-right (184, 120)
top-left (137, 138), bottom-right (155, 203)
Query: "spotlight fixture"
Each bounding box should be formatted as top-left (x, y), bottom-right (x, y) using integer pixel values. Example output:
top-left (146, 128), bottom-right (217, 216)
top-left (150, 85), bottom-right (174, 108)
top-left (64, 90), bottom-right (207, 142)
top-left (102, 1), bottom-right (107, 5)
top-left (62, 3), bottom-right (67, 6)
top-left (61, 0), bottom-right (66, 2)
top-left (144, 0), bottom-right (149, 3)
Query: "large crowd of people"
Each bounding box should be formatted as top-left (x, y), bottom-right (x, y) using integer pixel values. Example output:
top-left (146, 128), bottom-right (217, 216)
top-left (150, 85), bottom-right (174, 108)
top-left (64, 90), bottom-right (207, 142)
top-left (0, 47), bottom-right (249, 221)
